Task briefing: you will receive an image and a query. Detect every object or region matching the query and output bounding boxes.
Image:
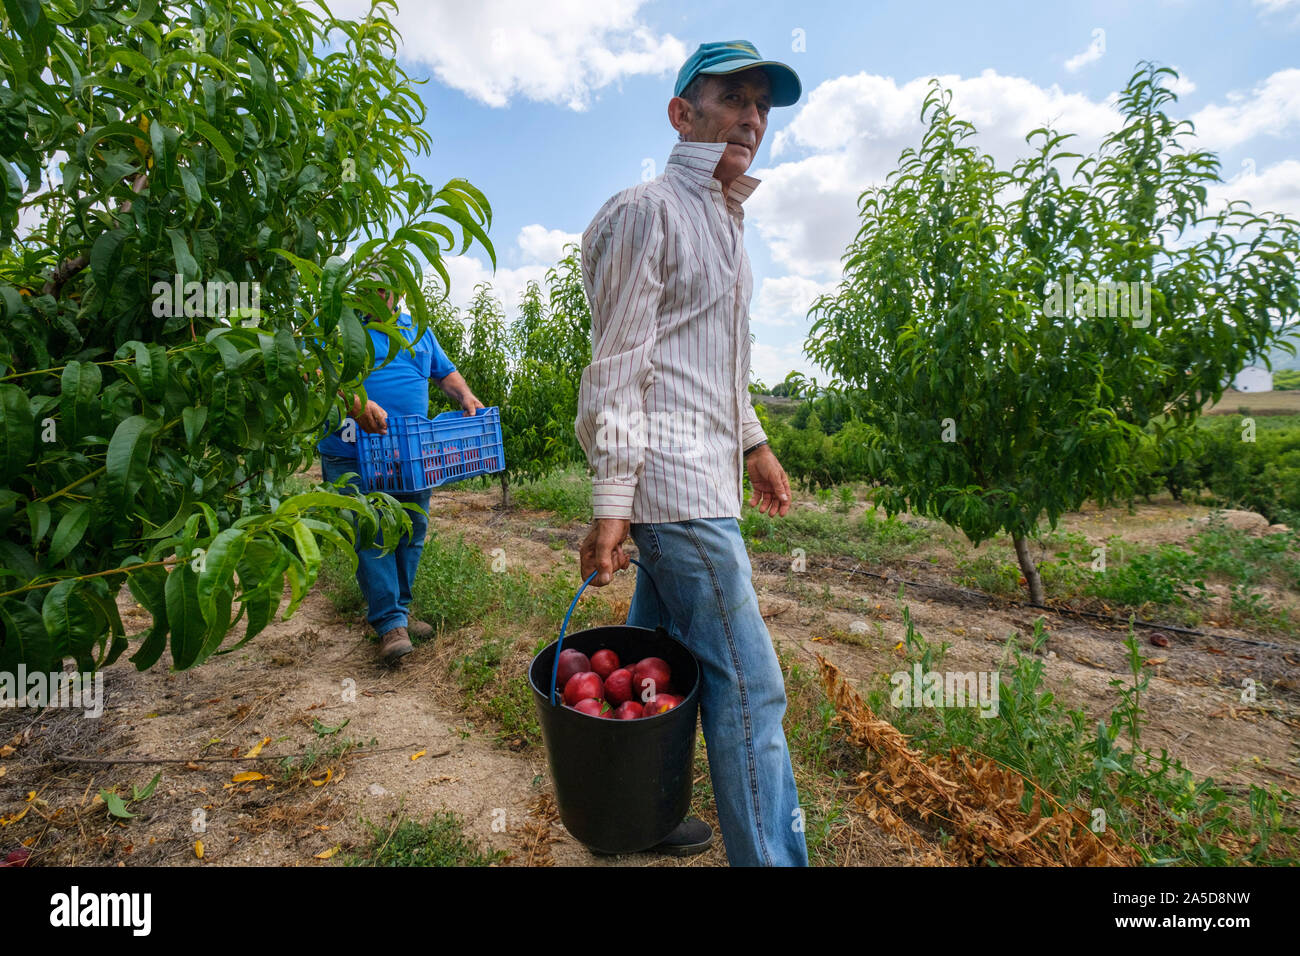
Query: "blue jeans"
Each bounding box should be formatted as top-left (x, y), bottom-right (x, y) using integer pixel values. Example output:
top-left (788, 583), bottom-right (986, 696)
top-left (320, 453), bottom-right (431, 637)
top-left (627, 517), bottom-right (809, 867)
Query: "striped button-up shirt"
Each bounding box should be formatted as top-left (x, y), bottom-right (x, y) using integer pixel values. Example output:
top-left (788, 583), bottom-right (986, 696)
top-left (575, 140), bottom-right (767, 523)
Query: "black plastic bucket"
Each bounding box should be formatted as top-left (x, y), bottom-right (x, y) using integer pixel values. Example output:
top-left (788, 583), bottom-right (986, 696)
top-left (528, 561), bottom-right (700, 854)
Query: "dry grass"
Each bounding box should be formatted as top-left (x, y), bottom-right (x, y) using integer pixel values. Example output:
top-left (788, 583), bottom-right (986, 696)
top-left (818, 654), bottom-right (1140, 867)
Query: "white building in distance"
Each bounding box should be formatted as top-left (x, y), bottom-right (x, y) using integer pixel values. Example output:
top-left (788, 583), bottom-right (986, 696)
top-left (1232, 366), bottom-right (1274, 392)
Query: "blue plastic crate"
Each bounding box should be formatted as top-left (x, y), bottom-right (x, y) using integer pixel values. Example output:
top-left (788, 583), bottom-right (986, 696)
top-left (355, 407), bottom-right (504, 493)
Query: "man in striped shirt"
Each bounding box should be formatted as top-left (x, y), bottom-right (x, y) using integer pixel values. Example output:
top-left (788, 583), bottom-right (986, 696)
top-left (575, 41), bottom-right (808, 866)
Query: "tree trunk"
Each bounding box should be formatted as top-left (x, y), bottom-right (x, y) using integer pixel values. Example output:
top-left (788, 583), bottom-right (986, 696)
top-left (1012, 533), bottom-right (1045, 605)
top-left (499, 472), bottom-right (510, 509)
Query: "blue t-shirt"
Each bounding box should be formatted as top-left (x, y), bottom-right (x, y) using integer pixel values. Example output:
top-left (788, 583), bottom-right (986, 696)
top-left (317, 312), bottom-right (457, 459)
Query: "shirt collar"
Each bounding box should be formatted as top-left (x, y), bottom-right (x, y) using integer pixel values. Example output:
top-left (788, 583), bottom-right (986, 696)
top-left (665, 140), bottom-right (761, 209)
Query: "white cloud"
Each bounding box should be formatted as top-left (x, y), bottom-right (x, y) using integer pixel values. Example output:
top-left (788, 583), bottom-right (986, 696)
top-left (1207, 158), bottom-right (1300, 220)
top-left (751, 275), bottom-right (837, 329)
top-left (315, 0), bottom-right (685, 110)
top-left (752, 69), bottom-right (1120, 279)
top-left (749, 66), bottom-right (1300, 290)
top-left (515, 224), bottom-right (581, 265)
top-left (1189, 69), bottom-right (1300, 150)
top-left (1167, 66), bottom-right (1196, 98)
top-left (1063, 27), bottom-right (1107, 73)
top-left (1253, 0), bottom-right (1300, 25)
top-left (433, 254), bottom-right (550, 318)
top-left (749, 339), bottom-right (819, 387)
top-left (422, 222), bottom-right (582, 317)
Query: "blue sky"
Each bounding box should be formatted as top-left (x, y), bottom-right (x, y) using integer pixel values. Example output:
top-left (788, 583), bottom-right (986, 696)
top-left (326, 0), bottom-right (1300, 382)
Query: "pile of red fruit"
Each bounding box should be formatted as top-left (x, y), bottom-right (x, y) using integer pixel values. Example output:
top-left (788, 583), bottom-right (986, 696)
top-left (555, 648), bottom-right (683, 719)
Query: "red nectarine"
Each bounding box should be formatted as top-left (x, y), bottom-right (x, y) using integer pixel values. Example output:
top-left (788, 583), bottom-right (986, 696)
top-left (590, 649), bottom-right (620, 679)
top-left (555, 649), bottom-right (591, 690)
top-left (563, 671), bottom-right (604, 707)
top-left (604, 667), bottom-right (634, 705)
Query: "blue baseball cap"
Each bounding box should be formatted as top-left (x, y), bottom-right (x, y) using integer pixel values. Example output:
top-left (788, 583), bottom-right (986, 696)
top-left (674, 40), bottom-right (801, 107)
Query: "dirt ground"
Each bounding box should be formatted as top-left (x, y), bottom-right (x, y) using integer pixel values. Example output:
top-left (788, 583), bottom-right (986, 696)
top-left (2, 482), bottom-right (1296, 867)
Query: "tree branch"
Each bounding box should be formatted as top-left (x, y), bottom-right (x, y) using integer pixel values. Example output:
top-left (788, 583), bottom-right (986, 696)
top-left (41, 171), bottom-right (149, 297)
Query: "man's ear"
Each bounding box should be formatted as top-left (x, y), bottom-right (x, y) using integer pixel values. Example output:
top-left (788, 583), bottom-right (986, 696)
top-left (667, 95), bottom-right (693, 139)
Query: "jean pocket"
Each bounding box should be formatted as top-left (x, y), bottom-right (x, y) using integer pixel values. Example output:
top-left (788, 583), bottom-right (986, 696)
top-left (636, 523), bottom-right (664, 564)
top-left (320, 455), bottom-right (362, 493)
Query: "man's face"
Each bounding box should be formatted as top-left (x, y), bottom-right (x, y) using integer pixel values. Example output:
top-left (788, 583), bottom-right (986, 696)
top-left (674, 68), bottom-right (771, 182)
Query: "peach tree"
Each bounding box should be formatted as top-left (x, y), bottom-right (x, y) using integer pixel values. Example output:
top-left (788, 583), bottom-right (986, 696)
top-left (423, 246), bottom-right (590, 509)
top-left (0, 0), bottom-right (494, 672)
top-left (806, 65), bottom-right (1299, 603)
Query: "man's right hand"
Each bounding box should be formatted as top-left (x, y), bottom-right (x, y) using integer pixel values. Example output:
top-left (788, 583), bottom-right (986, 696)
top-left (352, 396), bottom-right (388, 435)
top-left (579, 518), bottom-right (631, 586)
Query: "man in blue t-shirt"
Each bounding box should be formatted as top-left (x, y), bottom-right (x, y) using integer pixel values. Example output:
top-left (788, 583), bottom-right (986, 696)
top-left (319, 287), bottom-right (483, 665)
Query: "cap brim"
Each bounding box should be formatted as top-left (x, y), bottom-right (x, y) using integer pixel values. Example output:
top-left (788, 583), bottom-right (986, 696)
top-left (697, 57), bottom-right (802, 107)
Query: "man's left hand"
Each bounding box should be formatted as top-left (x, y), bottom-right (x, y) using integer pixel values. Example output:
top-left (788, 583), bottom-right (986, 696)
top-left (745, 445), bottom-right (791, 517)
top-left (461, 392), bottom-right (485, 416)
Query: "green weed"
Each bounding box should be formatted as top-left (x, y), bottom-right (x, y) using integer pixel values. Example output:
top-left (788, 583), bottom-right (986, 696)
top-left (344, 811), bottom-right (506, 867)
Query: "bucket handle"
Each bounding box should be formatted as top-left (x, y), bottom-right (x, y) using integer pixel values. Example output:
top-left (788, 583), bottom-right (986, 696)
top-left (550, 557), bottom-right (663, 706)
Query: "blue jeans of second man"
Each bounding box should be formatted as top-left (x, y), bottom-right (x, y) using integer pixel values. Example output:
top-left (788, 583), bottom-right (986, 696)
top-left (320, 453), bottom-right (431, 637)
top-left (627, 517), bottom-right (809, 867)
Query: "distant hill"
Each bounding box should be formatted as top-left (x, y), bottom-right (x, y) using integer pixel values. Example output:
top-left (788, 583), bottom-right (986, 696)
top-left (1267, 332), bottom-right (1300, 372)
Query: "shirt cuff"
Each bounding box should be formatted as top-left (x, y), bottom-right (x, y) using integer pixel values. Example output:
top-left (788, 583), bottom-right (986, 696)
top-left (740, 417), bottom-right (767, 451)
top-left (592, 480), bottom-right (636, 520)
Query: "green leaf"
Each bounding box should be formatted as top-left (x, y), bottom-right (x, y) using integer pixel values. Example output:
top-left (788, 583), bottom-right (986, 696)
top-left (2, 0), bottom-right (40, 32)
top-left (26, 498), bottom-right (49, 545)
top-left (290, 519), bottom-right (320, 573)
top-left (125, 559), bottom-right (168, 670)
top-left (190, 118), bottom-right (236, 183)
top-left (338, 308), bottom-right (369, 383)
top-left (41, 579), bottom-right (100, 664)
top-left (46, 502), bottom-right (89, 565)
top-left (105, 415), bottom-right (159, 509)
top-left (263, 327), bottom-right (299, 390)
top-left (208, 371), bottom-right (245, 441)
top-left (89, 229), bottom-right (126, 290)
top-left (0, 383), bottom-right (34, 481)
top-left (182, 405), bottom-right (206, 449)
top-left (318, 255), bottom-right (347, 329)
top-left (59, 361), bottom-right (101, 444)
top-left (99, 790), bottom-right (135, 819)
top-left (0, 597), bottom-right (52, 673)
top-left (132, 771), bottom-right (161, 802)
top-left (165, 563), bottom-right (204, 670)
top-left (312, 717), bottom-right (349, 737)
top-left (133, 341), bottom-right (168, 400)
top-left (196, 527), bottom-right (245, 628)
top-left (166, 228), bottom-right (198, 283)
top-left (276, 490), bottom-right (368, 515)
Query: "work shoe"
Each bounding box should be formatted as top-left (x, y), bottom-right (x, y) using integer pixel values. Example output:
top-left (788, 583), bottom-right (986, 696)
top-left (650, 816), bottom-right (714, 857)
top-left (377, 626), bottom-right (413, 666)
top-left (588, 817), bottom-right (714, 859)
top-left (407, 619), bottom-right (434, 642)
